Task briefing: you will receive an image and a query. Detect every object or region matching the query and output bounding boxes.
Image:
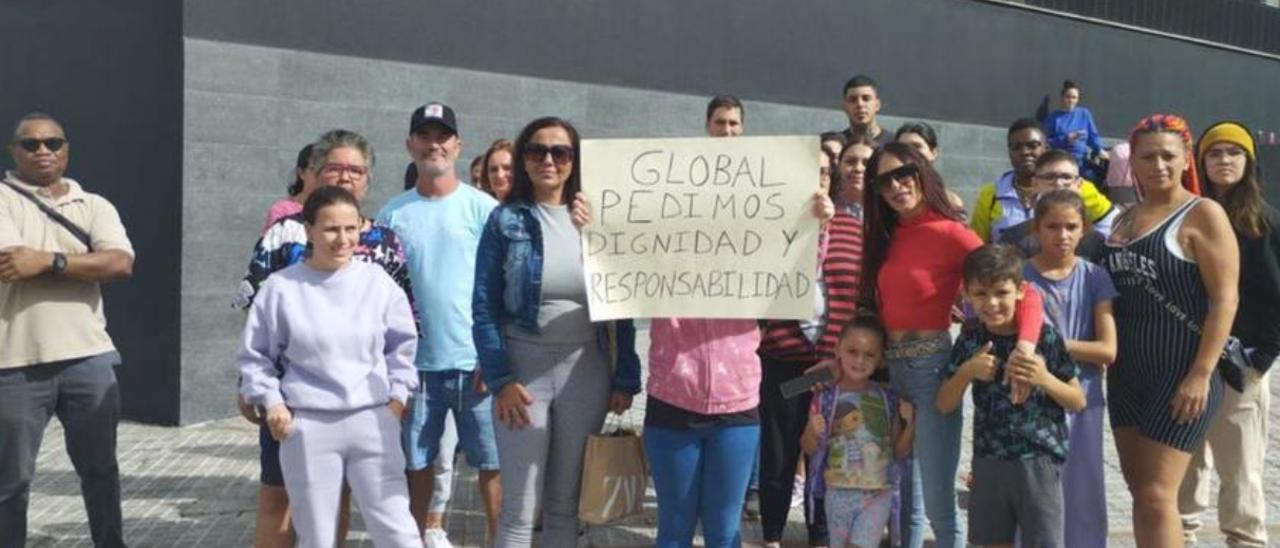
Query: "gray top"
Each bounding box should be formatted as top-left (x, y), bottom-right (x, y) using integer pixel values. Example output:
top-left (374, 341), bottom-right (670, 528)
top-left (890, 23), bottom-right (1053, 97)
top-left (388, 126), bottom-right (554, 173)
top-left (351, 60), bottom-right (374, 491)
top-left (506, 203), bottom-right (596, 344)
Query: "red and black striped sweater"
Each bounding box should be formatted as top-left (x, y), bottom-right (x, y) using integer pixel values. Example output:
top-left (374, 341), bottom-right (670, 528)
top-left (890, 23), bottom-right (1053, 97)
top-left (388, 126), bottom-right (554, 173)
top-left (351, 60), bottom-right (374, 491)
top-left (758, 209), bottom-right (862, 362)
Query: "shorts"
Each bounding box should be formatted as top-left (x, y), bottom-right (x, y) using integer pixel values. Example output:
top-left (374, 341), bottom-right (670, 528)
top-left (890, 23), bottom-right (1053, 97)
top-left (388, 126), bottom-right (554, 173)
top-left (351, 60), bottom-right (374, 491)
top-left (969, 456), bottom-right (1064, 547)
top-left (825, 488), bottom-right (892, 548)
top-left (402, 369), bottom-right (499, 471)
top-left (259, 423), bottom-right (285, 487)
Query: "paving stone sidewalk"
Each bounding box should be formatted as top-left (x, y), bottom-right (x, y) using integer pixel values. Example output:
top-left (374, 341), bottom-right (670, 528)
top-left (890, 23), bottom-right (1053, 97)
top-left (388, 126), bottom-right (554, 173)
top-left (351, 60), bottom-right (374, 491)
top-left (26, 331), bottom-right (1280, 546)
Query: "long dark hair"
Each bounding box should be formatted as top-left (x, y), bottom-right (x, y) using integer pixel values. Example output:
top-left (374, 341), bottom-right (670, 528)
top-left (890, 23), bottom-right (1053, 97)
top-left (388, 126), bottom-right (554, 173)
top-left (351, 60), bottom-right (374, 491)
top-left (859, 142), bottom-right (964, 310)
top-left (894, 121), bottom-right (938, 151)
top-left (1198, 122), bottom-right (1270, 240)
top-left (287, 144), bottom-right (314, 196)
top-left (479, 138), bottom-right (514, 199)
top-left (508, 117), bottom-right (581, 205)
top-left (302, 185), bottom-right (359, 224)
top-left (832, 134), bottom-right (877, 204)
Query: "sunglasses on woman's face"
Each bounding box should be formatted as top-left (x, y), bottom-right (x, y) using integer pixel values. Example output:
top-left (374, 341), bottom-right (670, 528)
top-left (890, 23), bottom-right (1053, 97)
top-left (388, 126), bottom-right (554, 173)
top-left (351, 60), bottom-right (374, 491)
top-left (16, 137), bottom-right (67, 153)
top-left (522, 144), bottom-right (575, 165)
top-left (872, 163), bottom-right (919, 190)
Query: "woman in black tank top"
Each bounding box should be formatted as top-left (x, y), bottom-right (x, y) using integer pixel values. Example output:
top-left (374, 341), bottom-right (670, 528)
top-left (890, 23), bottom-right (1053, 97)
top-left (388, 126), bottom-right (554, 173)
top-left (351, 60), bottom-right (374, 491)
top-left (1102, 115), bottom-right (1239, 548)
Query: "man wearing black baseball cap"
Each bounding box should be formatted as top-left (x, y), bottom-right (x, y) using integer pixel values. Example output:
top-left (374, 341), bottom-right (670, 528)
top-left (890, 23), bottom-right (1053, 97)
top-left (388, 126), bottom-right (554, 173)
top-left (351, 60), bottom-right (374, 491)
top-left (377, 102), bottom-right (501, 547)
top-left (409, 102), bottom-right (459, 135)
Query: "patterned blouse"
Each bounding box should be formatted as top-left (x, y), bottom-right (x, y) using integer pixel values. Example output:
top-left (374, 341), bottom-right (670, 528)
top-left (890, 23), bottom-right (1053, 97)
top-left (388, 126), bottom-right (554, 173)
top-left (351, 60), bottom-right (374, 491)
top-left (231, 213), bottom-right (418, 330)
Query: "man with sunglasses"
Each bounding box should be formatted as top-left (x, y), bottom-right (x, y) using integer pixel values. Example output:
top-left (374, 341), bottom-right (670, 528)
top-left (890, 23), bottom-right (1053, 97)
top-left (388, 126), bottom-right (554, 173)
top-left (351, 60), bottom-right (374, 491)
top-left (376, 102), bottom-right (500, 548)
top-left (971, 118), bottom-right (1115, 245)
top-left (996, 149), bottom-right (1113, 262)
top-left (0, 113), bottom-right (134, 547)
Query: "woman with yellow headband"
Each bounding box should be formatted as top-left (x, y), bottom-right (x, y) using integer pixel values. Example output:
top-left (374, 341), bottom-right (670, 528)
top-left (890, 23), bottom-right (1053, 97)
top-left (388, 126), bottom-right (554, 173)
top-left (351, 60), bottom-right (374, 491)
top-left (1177, 121), bottom-right (1277, 548)
top-left (1101, 114), bottom-right (1239, 548)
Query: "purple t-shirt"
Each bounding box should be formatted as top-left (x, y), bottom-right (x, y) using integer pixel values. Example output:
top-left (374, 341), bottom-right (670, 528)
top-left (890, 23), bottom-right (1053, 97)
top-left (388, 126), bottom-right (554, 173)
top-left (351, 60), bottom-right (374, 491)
top-left (1023, 259), bottom-right (1118, 405)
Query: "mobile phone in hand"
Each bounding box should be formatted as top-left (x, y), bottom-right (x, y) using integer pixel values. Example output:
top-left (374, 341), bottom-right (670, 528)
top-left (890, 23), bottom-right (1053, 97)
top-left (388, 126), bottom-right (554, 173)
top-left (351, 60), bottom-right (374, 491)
top-left (779, 367), bottom-right (835, 399)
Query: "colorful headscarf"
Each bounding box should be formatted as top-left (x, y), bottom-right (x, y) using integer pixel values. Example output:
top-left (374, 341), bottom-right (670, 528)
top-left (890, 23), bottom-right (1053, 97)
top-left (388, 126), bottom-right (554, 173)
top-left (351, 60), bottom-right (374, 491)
top-left (1128, 113), bottom-right (1201, 195)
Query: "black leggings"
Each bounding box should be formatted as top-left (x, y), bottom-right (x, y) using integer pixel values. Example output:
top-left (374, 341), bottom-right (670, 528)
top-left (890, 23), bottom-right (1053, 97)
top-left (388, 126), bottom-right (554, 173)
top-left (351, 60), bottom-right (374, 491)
top-left (759, 357), bottom-right (829, 544)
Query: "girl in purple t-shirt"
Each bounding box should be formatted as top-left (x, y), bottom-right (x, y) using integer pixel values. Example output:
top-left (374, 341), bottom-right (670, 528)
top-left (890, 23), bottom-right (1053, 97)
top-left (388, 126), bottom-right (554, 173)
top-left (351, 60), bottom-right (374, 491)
top-left (1023, 189), bottom-right (1118, 548)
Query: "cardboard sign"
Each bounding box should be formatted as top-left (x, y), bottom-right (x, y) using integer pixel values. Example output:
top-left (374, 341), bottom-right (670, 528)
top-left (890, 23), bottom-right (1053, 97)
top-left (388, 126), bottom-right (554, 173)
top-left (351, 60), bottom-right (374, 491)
top-left (580, 135), bottom-right (820, 320)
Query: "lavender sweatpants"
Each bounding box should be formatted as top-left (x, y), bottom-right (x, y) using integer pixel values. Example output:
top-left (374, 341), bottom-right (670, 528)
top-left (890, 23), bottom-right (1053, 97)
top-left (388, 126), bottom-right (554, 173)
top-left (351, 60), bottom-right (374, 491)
top-left (281, 406), bottom-right (422, 548)
top-left (1062, 403), bottom-right (1107, 548)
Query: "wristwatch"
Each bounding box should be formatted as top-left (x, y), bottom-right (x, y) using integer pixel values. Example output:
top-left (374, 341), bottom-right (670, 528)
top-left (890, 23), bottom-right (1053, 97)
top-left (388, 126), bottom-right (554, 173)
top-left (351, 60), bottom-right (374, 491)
top-left (50, 252), bottom-right (68, 275)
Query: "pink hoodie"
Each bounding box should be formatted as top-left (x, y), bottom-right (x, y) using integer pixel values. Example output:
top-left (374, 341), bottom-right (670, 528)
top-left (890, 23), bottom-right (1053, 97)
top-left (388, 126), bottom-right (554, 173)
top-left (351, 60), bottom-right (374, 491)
top-left (646, 318), bottom-right (761, 415)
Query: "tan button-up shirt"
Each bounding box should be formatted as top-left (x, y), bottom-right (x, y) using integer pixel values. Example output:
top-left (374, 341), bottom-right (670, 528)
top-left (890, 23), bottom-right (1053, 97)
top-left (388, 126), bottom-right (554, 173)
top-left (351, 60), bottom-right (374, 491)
top-left (0, 171), bottom-right (134, 369)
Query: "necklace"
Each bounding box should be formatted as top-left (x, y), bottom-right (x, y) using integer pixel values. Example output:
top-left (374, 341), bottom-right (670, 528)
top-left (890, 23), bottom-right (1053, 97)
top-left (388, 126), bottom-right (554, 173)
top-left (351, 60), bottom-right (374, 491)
top-left (1014, 182), bottom-right (1036, 211)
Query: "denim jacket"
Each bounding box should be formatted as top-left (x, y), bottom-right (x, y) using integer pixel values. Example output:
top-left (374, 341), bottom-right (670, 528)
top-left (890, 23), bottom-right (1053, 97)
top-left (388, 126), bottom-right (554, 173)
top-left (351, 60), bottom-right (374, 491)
top-left (472, 201), bottom-right (642, 394)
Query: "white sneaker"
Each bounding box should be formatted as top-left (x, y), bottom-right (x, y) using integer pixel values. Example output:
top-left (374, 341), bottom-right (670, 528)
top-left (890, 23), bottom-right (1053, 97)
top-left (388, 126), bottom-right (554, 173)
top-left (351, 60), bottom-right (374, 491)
top-left (422, 528), bottom-right (455, 548)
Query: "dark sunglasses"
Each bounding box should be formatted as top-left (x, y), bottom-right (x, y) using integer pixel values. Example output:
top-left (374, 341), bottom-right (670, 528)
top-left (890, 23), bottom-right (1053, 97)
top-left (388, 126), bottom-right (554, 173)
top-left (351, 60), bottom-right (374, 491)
top-left (523, 144), bottom-right (575, 165)
top-left (16, 137), bottom-right (67, 153)
top-left (872, 163), bottom-right (919, 189)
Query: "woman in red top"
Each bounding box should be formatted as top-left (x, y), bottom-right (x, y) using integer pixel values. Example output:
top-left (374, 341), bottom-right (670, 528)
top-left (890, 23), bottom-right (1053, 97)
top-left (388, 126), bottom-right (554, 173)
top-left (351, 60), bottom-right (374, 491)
top-left (860, 142), bottom-right (1044, 548)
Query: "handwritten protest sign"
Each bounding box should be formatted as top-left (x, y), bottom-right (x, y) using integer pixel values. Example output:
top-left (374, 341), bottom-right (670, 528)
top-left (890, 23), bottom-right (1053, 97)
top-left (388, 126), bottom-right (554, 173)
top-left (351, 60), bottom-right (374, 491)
top-left (580, 135), bottom-right (820, 321)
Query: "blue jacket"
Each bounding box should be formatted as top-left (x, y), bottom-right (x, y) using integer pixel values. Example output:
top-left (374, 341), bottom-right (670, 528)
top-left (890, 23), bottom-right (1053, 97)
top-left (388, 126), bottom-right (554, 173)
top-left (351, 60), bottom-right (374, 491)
top-left (1043, 107), bottom-right (1104, 160)
top-left (472, 201), bottom-right (642, 394)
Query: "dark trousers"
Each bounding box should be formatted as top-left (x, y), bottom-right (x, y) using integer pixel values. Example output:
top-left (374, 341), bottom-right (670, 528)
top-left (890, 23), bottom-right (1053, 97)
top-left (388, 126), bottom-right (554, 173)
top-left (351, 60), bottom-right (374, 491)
top-left (0, 352), bottom-right (126, 548)
top-left (759, 356), bottom-right (829, 545)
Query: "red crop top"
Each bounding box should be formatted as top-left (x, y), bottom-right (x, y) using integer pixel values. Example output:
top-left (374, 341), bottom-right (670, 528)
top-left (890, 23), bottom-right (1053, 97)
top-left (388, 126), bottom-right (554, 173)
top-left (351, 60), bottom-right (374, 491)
top-left (877, 210), bottom-right (1042, 340)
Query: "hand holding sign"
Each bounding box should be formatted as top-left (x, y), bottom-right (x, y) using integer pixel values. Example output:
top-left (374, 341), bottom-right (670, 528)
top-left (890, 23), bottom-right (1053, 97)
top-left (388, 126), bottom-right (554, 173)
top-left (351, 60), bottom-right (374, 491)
top-left (572, 192), bottom-right (592, 229)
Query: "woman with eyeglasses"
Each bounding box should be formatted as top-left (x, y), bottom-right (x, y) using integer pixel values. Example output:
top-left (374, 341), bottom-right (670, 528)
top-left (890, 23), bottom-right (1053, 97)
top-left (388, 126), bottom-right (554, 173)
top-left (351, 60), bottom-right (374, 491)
top-left (472, 117), bottom-right (641, 547)
top-left (859, 142), bottom-right (1046, 548)
top-left (1177, 121), bottom-right (1274, 548)
top-left (1102, 114), bottom-right (1238, 548)
top-left (232, 129), bottom-right (416, 548)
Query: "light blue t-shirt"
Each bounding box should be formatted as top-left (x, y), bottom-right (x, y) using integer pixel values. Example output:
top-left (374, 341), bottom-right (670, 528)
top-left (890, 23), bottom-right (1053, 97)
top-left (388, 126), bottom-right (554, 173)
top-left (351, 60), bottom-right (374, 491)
top-left (377, 183), bottom-right (497, 371)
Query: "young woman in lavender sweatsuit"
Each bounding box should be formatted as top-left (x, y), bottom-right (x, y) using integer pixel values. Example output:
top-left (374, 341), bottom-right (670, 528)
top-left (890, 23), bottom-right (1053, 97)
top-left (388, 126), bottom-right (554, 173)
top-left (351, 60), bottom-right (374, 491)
top-left (238, 187), bottom-right (422, 548)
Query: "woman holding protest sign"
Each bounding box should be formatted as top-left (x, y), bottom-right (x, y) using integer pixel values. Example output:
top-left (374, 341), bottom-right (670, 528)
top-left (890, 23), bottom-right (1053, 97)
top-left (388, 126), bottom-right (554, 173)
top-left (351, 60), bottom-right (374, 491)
top-left (859, 142), bottom-right (1046, 548)
top-left (570, 152), bottom-right (835, 547)
top-left (472, 116), bottom-right (642, 548)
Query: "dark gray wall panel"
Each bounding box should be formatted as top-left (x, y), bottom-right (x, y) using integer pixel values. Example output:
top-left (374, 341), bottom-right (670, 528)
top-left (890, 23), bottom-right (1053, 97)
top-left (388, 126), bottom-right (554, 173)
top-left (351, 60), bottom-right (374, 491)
top-left (183, 0), bottom-right (1280, 141)
top-left (1, 1), bottom-right (184, 424)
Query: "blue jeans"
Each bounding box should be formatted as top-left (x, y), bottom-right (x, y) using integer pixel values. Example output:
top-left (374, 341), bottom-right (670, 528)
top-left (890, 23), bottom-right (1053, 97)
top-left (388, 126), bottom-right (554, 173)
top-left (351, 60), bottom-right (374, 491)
top-left (889, 347), bottom-right (964, 548)
top-left (644, 423), bottom-right (760, 548)
top-left (402, 369), bottom-right (499, 471)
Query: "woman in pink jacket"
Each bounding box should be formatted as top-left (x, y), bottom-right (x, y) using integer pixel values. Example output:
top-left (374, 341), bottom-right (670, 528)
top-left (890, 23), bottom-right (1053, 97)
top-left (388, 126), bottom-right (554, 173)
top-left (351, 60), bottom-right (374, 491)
top-left (571, 189), bottom-right (832, 547)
